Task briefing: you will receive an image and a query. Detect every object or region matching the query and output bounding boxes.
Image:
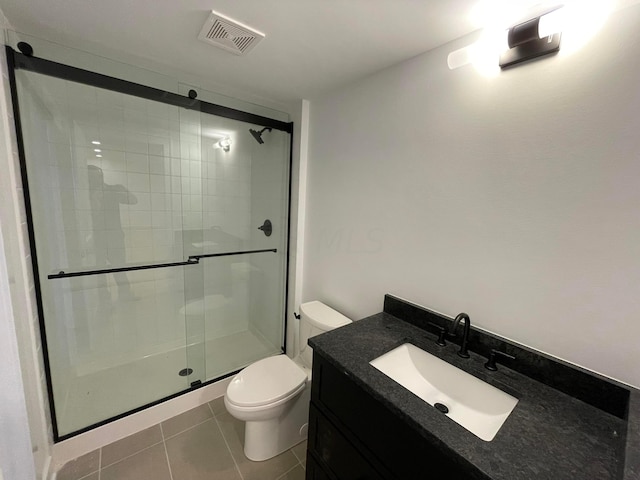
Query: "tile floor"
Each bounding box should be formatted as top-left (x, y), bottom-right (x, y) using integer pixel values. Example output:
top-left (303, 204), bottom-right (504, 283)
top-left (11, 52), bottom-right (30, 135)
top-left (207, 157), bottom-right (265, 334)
top-left (56, 398), bottom-right (306, 480)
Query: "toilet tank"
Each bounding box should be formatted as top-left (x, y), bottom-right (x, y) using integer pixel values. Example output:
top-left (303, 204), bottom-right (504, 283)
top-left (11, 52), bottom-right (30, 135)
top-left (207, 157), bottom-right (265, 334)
top-left (298, 301), bottom-right (352, 368)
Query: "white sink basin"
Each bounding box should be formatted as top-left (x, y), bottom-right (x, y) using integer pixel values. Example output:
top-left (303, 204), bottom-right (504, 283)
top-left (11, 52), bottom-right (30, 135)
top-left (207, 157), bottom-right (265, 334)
top-left (369, 343), bottom-right (518, 441)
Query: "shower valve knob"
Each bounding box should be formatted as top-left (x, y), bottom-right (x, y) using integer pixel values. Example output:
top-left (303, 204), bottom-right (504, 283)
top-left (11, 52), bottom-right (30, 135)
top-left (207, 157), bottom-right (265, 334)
top-left (258, 219), bottom-right (272, 237)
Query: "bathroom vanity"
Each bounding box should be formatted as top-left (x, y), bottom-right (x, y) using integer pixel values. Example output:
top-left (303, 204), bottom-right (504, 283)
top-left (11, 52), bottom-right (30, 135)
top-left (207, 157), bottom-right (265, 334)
top-left (305, 295), bottom-right (640, 480)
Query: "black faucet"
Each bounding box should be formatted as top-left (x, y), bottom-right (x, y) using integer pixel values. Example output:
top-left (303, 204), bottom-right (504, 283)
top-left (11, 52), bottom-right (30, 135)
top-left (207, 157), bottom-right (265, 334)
top-left (485, 349), bottom-right (516, 371)
top-left (448, 313), bottom-right (471, 358)
top-left (427, 322), bottom-right (447, 347)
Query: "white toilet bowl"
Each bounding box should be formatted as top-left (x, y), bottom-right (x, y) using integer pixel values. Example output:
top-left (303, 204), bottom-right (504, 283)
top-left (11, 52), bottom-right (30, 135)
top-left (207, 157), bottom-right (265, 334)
top-left (224, 301), bottom-right (352, 461)
top-left (224, 354), bottom-right (309, 461)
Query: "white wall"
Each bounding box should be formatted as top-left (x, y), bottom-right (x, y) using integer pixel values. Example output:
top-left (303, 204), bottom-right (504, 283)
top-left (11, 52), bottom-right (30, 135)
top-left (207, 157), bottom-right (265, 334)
top-left (0, 8), bottom-right (52, 480)
top-left (287, 99), bottom-right (310, 358)
top-left (304, 4), bottom-right (640, 388)
top-left (0, 225), bottom-right (36, 480)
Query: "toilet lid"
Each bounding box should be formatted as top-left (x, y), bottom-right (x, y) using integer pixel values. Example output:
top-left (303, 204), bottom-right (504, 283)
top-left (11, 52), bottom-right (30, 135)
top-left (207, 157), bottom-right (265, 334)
top-left (226, 354), bottom-right (307, 407)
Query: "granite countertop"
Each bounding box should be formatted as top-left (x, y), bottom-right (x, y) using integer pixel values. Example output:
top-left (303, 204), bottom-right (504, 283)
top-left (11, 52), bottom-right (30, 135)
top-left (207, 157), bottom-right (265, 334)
top-left (309, 312), bottom-right (640, 480)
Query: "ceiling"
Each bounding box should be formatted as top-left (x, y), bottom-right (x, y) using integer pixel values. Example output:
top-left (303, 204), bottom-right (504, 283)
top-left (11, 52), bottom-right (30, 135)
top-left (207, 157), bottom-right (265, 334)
top-left (2, 1), bottom-right (638, 106)
top-left (0, 0), bottom-right (492, 104)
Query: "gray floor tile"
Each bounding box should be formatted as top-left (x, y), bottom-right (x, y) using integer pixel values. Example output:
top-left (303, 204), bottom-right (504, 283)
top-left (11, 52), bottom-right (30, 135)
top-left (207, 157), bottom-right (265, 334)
top-left (161, 404), bottom-right (213, 438)
top-left (101, 425), bottom-right (163, 467)
top-left (217, 411), bottom-right (300, 480)
top-left (100, 443), bottom-right (171, 480)
top-left (165, 418), bottom-right (241, 480)
top-left (209, 396), bottom-right (227, 416)
top-left (56, 450), bottom-right (100, 480)
top-left (291, 440), bottom-right (307, 466)
top-left (277, 464), bottom-right (306, 480)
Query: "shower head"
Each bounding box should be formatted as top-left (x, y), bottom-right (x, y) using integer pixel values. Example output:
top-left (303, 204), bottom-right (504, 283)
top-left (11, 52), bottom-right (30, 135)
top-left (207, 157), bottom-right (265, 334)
top-left (249, 127), bottom-right (272, 144)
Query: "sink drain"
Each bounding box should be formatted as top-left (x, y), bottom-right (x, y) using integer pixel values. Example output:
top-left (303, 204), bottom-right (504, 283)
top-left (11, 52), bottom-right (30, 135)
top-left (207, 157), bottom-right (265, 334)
top-left (434, 403), bottom-right (449, 414)
top-left (179, 368), bottom-right (193, 377)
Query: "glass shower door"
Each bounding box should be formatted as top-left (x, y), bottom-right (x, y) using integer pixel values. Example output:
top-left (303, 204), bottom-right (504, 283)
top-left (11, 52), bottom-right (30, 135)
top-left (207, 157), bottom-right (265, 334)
top-left (12, 56), bottom-right (291, 439)
top-left (183, 104), bottom-right (290, 383)
top-left (15, 70), bottom-right (200, 437)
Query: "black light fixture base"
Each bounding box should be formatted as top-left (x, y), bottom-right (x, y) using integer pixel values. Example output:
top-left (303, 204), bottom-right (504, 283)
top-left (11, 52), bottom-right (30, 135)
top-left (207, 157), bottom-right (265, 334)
top-left (500, 33), bottom-right (561, 69)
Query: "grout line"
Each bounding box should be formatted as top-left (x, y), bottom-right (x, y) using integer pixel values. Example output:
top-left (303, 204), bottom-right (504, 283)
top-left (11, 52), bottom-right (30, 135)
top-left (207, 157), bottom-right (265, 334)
top-left (207, 399), bottom-right (225, 419)
top-left (99, 440), bottom-right (164, 470)
top-left (98, 448), bottom-right (102, 480)
top-left (213, 414), bottom-right (244, 480)
top-left (291, 445), bottom-right (301, 464)
top-left (162, 416), bottom-right (216, 441)
top-left (76, 470), bottom-right (100, 480)
top-left (275, 463), bottom-right (302, 480)
top-left (160, 423), bottom-right (175, 480)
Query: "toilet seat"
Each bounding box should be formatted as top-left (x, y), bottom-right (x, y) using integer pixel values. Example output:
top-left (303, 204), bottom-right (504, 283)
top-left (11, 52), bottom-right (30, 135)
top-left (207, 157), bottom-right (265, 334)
top-left (226, 354), bottom-right (307, 408)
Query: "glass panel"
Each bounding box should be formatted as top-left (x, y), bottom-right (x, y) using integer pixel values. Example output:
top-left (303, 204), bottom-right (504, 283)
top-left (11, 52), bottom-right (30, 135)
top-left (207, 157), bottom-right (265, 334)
top-left (13, 61), bottom-right (290, 437)
top-left (15, 70), bottom-right (195, 436)
top-left (179, 106), bottom-right (206, 385)
top-left (203, 253), bottom-right (285, 379)
top-left (197, 107), bottom-right (290, 381)
top-left (196, 115), bottom-right (290, 254)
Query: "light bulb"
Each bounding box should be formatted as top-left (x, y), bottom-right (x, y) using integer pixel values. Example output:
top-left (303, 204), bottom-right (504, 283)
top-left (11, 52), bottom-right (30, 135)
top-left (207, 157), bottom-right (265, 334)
top-left (538, 7), bottom-right (565, 38)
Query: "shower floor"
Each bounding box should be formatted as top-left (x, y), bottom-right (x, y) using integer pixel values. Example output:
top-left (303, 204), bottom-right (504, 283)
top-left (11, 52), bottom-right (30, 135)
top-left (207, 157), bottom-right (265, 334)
top-left (57, 329), bottom-right (280, 436)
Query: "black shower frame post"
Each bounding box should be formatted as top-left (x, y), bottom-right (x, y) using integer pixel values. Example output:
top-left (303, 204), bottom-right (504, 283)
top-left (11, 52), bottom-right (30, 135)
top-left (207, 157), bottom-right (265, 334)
top-left (5, 46), bottom-right (62, 442)
top-left (283, 128), bottom-right (295, 352)
top-left (5, 46), bottom-right (294, 442)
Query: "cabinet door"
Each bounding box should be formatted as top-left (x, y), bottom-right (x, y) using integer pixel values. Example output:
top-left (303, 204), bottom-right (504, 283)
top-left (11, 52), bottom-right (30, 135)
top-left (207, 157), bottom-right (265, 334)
top-left (312, 353), bottom-right (487, 480)
top-left (309, 403), bottom-right (387, 480)
top-left (306, 452), bottom-right (332, 480)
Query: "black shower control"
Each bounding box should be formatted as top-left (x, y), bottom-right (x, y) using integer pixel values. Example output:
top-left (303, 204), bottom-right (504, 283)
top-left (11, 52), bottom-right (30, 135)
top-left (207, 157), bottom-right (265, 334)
top-left (258, 219), bottom-right (273, 237)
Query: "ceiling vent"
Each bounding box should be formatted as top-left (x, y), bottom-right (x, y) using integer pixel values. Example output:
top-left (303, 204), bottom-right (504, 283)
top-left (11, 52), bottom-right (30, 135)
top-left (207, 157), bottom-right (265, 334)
top-left (198, 10), bottom-right (265, 56)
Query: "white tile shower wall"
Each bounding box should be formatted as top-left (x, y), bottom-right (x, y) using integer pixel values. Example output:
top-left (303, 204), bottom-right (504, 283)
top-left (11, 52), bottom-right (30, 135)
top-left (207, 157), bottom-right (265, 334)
top-left (0, 14), bottom-right (52, 480)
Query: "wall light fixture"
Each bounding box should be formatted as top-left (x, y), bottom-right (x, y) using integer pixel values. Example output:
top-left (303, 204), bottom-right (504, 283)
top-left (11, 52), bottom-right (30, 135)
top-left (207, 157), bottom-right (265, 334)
top-left (499, 7), bottom-right (564, 69)
top-left (218, 137), bottom-right (231, 152)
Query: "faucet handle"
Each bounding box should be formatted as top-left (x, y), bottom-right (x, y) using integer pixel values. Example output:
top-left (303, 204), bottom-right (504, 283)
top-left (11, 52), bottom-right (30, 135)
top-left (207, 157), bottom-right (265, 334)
top-left (485, 349), bottom-right (516, 371)
top-left (427, 322), bottom-right (447, 347)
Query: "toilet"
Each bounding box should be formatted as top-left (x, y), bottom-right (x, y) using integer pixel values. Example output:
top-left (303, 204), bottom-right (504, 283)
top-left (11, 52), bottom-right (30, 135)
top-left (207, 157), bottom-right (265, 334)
top-left (224, 301), bottom-right (352, 461)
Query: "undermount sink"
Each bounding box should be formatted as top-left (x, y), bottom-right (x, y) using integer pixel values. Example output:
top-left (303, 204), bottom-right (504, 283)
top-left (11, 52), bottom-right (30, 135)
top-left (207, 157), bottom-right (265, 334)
top-left (369, 343), bottom-right (518, 441)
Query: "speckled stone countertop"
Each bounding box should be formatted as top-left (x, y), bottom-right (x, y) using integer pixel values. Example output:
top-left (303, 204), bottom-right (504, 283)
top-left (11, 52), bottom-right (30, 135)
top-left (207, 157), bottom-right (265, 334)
top-left (309, 312), bottom-right (640, 480)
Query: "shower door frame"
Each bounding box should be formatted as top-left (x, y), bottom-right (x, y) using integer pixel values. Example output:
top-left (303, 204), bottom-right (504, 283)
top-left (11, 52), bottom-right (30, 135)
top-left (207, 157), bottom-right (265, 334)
top-left (5, 45), bottom-right (294, 442)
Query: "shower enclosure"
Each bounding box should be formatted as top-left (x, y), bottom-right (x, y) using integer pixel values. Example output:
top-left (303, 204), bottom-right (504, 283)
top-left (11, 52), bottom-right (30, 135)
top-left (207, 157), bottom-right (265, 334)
top-left (7, 47), bottom-right (292, 439)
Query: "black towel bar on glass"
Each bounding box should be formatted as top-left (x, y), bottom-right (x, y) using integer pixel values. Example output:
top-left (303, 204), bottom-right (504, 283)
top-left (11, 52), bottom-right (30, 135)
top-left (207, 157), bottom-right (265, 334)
top-left (47, 248), bottom-right (277, 279)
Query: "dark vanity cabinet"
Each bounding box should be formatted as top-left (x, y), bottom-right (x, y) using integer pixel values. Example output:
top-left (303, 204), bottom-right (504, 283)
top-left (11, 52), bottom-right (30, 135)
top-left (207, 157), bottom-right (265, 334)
top-left (306, 352), bottom-right (485, 480)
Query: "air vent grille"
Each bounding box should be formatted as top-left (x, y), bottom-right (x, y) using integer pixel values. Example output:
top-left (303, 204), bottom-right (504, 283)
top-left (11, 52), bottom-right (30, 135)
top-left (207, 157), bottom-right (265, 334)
top-left (198, 11), bottom-right (265, 56)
